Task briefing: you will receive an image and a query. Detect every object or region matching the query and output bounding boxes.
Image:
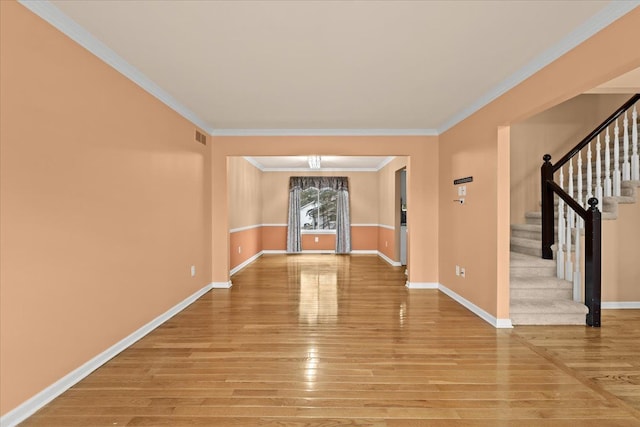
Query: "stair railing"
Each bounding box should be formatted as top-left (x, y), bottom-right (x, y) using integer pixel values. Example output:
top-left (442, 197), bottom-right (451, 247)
top-left (541, 93), bottom-right (639, 327)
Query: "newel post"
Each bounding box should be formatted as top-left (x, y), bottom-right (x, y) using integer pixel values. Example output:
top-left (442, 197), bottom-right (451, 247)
top-left (541, 154), bottom-right (554, 259)
top-left (585, 197), bottom-right (602, 327)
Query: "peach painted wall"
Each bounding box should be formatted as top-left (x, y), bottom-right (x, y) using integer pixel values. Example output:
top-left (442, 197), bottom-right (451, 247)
top-left (439, 8), bottom-right (640, 320)
top-left (262, 225), bottom-right (379, 252)
top-left (1, 1), bottom-right (212, 416)
top-left (511, 93), bottom-right (632, 224)
top-left (601, 201), bottom-right (640, 302)
top-left (262, 225), bottom-right (287, 250)
top-left (378, 227), bottom-right (396, 261)
top-left (302, 234), bottom-right (336, 251)
top-left (351, 226), bottom-right (378, 251)
top-left (229, 227), bottom-right (262, 270)
top-left (228, 157), bottom-right (263, 230)
top-left (228, 157), bottom-right (263, 271)
top-left (212, 137), bottom-right (439, 286)
top-left (378, 157), bottom-right (408, 262)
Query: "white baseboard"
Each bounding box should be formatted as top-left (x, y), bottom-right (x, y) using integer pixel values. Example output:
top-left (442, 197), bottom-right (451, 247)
top-left (262, 250), bottom-right (287, 254)
top-left (438, 283), bottom-right (513, 329)
top-left (350, 250), bottom-right (378, 254)
top-left (0, 283), bottom-right (213, 427)
top-left (230, 251), bottom-right (263, 276)
top-left (378, 251), bottom-right (401, 267)
top-left (404, 282), bottom-right (514, 329)
top-left (301, 250), bottom-right (336, 254)
top-left (405, 281), bottom-right (438, 289)
top-left (602, 301), bottom-right (640, 309)
top-left (211, 281), bottom-right (233, 289)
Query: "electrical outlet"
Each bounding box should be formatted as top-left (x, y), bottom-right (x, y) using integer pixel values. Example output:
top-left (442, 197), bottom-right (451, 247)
top-left (238, 246), bottom-right (242, 254)
top-left (190, 265), bottom-right (196, 277)
top-left (455, 265), bottom-right (460, 276)
top-left (314, 236), bottom-right (319, 243)
top-left (458, 185), bottom-right (466, 196)
top-left (460, 267), bottom-right (466, 278)
top-left (385, 241), bottom-right (388, 247)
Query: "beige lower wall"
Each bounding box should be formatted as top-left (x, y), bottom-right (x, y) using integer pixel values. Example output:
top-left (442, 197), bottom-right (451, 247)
top-left (1, 2), bottom-right (212, 415)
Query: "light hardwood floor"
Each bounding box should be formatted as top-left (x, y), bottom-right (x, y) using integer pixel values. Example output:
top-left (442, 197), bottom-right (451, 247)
top-left (21, 255), bottom-right (640, 426)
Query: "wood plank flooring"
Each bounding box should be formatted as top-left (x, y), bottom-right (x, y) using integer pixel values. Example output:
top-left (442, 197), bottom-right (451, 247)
top-left (21, 255), bottom-right (640, 426)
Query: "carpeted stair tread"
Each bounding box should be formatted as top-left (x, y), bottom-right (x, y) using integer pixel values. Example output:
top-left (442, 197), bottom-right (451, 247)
top-left (510, 298), bottom-right (588, 315)
top-left (510, 276), bottom-right (572, 289)
top-left (510, 251), bottom-right (554, 267)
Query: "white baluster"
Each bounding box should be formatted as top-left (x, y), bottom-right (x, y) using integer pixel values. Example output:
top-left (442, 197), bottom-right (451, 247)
top-left (623, 111), bottom-right (630, 181)
top-left (595, 135), bottom-right (603, 211)
top-left (557, 167), bottom-right (565, 279)
top-left (577, 151), bottom-right (583, 228)
top-left (614, 119), bottom-right (621, 196)
top-left (632, 105), bottom-right (639, 181)
top-left (565, 158), bottom-right (574, 282)
top-left (586, 142), bottom-right (593, 206)
top-left (573, 215), bottom-right (581, 302)
top-left (604, 128), bottom-right (612, 197)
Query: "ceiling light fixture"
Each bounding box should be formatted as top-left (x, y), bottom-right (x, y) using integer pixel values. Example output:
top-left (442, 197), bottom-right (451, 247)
top-left (308, 155), bottom-right (321, 169)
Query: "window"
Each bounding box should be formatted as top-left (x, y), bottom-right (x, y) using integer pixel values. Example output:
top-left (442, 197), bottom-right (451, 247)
top-left (300, 187), bottom-right (337, 231)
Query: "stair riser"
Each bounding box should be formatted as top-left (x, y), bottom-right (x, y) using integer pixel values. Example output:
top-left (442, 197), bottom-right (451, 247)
top-left (510, 266), bottom-right (556, 278)
top-left (511, 288), bottom-right (572, 300)
top-left (510, 243), bottom-right (541, 257)
top-left (511, 229), bottom-right (557, 240)
top-left (511, 313), bottom-right (586, 325)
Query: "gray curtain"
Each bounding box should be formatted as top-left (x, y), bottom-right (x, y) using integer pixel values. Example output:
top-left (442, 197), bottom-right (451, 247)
top-left (335, 181), bottom-right (351, 254)
top-left (286, 176), bottom-right (351, 254)
top-left (286, 182), bottom-right (302, 253)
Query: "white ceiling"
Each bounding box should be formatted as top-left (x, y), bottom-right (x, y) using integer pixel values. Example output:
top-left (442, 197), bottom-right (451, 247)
top-left (38, 0), bottom-right (638, 135)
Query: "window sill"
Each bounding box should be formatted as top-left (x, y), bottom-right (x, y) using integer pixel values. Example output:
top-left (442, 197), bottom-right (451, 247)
top-left (301, 230), bottom-right (336, 235)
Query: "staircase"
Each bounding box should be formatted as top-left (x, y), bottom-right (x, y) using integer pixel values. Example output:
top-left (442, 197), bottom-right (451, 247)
top-left (510, 96), bottom-right (639, 325)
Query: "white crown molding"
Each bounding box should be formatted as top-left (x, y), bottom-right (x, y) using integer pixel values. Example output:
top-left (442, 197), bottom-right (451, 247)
top-left (376, 156), bottom-right (397, 170)
top-left (350, 223), bottom-right (379, 227)
top-left (438, 283), bottom-right (513, 329)
top-left (17, 0), bottom-right (213, 134)
top-left (244, 156), bottom-right (398, 172)
top-left (18, 1), bottom-right (638, 140)
top-left (602, 301), bottom-right (640, 309)
top-left (436, 1), bottom-right (640, 134)
top-left (262, 224), bottom-right (287, 227)
top-left (212, 129), bottom-right (438, 137)
top-left (242, 156), bottom-right (265, 171)
top-left (261, 167), bottom-right (381, 172)
top-left (0, 283), bottom-right (213, 427)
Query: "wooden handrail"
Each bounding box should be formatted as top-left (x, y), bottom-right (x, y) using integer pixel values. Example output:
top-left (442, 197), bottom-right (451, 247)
top-left (546, 180), bottom-right (586, 219)
top-left (553, 93), bottom-right (640, 172)
top-left (536, 94), bottom-right (640, 326)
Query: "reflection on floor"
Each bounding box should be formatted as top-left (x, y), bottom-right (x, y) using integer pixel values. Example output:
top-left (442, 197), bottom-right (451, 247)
top-left (20, 254), bottom-right (640, 426)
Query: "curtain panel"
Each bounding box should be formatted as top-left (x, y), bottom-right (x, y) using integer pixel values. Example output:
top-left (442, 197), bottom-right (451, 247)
top-left (286, 176), bottom-right (351, 254)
